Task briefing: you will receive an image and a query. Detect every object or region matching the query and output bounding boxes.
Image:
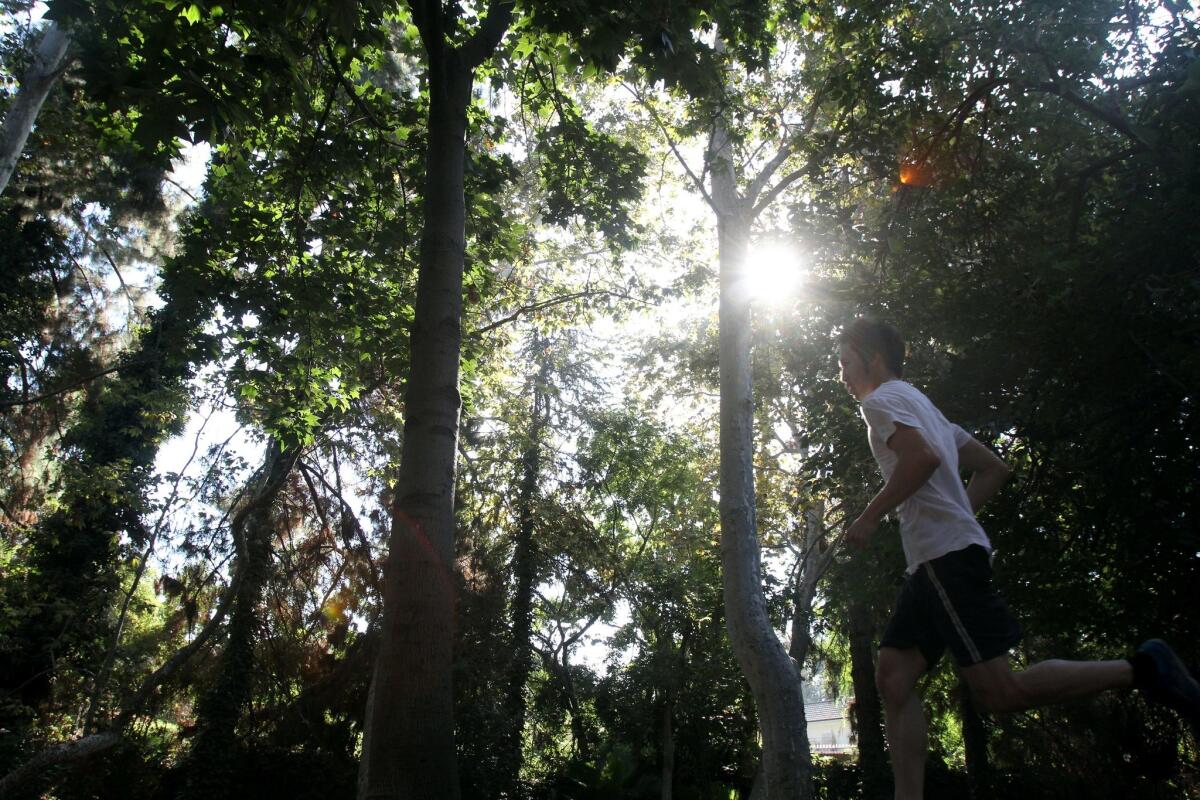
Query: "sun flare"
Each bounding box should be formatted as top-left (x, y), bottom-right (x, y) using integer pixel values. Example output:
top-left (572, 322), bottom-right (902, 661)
top-left (744, 241), bottom-right (806, 306)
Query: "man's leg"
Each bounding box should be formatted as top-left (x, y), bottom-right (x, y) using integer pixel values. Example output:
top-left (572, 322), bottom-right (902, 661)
top-left (963, 643), bottom-right (1200, 732)
top-left (877, 646), bottom-right (929, 800)
top-left (961, 655), bottom-right (1132, 713)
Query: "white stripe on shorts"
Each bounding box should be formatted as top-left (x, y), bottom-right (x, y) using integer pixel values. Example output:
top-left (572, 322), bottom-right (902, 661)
top-left (923, 562), bottom-right (983, 664)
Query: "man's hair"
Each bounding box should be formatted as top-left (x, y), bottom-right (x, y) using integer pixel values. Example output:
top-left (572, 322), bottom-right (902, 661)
top-left (839, 317), bottom-right (906, 378)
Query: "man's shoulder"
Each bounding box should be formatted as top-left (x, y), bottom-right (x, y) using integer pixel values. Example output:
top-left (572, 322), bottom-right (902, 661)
top-left (865, 380), bottom-right (925, 406)
top-left (863, 381), bottom-right (950, 425)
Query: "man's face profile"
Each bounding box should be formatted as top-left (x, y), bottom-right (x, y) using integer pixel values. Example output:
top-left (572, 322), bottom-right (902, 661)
top-left (838, 344), bottom-right (870, 401)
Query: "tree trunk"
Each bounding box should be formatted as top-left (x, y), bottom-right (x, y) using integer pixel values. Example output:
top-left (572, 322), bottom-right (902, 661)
top-left (181, 439), bottom-right (297, 800)
top-left (358, 45), bottom-right (473, 800)
top-left (961, 688), bottom-right (991, 800)
top-left (712, 111), bottom-right (810, 797)
top-left (661, 698), bottom-right (675, 800)
top-left (357, 7), bottom-right (513, 791)
top-left (848, 598), bottom-right (889, 798)
top-left (499, 337), bottom-right (549, 799)
top-left (0, 732), bottom-right (121, 800)
top-left (0, 21), bottom-right (71, 196)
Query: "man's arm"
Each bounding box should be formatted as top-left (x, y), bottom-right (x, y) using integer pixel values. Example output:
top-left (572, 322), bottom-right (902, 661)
top-left (958, 436), bottom-right (1012, 512)
top-left (847, 423), bottom-right (941, 548)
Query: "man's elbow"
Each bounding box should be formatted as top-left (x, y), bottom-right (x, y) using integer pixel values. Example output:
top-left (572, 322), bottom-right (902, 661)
top-left (919, 448), bottom-right (942, 475)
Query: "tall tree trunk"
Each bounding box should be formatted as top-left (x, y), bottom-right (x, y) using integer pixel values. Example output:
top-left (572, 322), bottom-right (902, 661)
top-left (0, 21), bottom-right (70, 196)
top-left (499, 337), bottom-right (549, 799)
top-left (661, 698), bottom-right (675, 800)
top-left (560, 646), bottom-right (590, 759)
top-left (749, 508), bottom-right (836, 799)
top-left (961, 689), bottom-right (991, 800)
top-left (181, 439), bottom-right (297, 800)
top-left (360, 51), bottom-right (471, 800)
top-left (712, 110), bottom-right (810, 797)
top-left (359, 1), bottom-right (515, 789)
top-left (848, 598), bottom-right (888, 798)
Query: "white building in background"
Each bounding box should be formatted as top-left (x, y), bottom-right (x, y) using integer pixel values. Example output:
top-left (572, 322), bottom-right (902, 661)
top-left (805, 700), bottom-right (855, 757)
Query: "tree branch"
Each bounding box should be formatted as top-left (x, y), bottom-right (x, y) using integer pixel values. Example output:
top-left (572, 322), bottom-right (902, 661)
top-left (298, 458), bottom-right (382, 590)
top-left (0, 363), bottom-right (128, 408)
top-left (623, 82), bottom-right (717, 211)
top-left (745, 140), bottom-right (793, 209)
top-left (1025, 80), bottom-right (1154, 151)
top-left (746, 83), bottom-right (827, 211)
top-left (750, 164), bottom-right (808, 219)
top-left (163, 175), bottom-right (199, 203)
top-left (460, 0), bottom-right (515, 69)
top-left (68, 209), bottom-right (140, 316)
top-left (470, 289), bottom-right (645, 336)
top-left (406, 0), bottom-right (434, 53)
top-left (322, 39), bottom-right (398, 136)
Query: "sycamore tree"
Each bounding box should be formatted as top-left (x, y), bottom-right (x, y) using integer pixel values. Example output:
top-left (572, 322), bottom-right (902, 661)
top-left (618, 6), bottom-right (880, 794)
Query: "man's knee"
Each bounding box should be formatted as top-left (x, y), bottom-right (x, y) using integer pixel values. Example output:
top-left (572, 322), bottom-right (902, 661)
top-left (964, 668), bottom-right (1028, 713)
top-left (876, 649), bottom-right (923, 707)
top-left (968, 684), bottom-right (1019, 713)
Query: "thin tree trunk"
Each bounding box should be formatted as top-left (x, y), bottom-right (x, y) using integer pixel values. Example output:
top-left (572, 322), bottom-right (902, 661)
top-left (499, 336), bottom-right (549, 799)
top-left (848, 598), bottom-right (889, 798)
top-left (749, 510), bottom-right (834, 800)
top-left (0, 21), bottom-right (70, 196)
top-left (81, 527), bottom-right (155, 733)
top-left (713, 121), bottom-right (810, 798)
top-left (661, 698), bottom-right (675, 800)
top-left (560, 646), bottom-right (590, 759)
top-left (181, 439), bottom-right (297, 800)
top-left (961, 688), bottom-right (991, 800)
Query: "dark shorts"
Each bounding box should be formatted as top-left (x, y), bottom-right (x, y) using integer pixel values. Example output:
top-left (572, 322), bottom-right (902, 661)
top-left (880, 544), bottom-right (1022, 669)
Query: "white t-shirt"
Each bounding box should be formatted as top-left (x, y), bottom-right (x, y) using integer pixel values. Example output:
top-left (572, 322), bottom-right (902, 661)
top-left (859, 380), bottom-right (991, 572)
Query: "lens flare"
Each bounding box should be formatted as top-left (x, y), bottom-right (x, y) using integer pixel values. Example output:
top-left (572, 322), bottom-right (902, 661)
top-left (745, 242), bottom-right (806, 306)
top-left (899, 161), bottom-right (931, 187)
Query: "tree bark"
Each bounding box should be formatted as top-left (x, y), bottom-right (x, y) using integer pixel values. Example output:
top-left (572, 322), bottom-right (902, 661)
top-left (661, 698), bottom-right (675, 800)
top-left (961, 688), bottom-right (991, 800)
top-left (359, 54), bottom-right (470, 800)
top-left (848, 598), bottom-right (888, 798)
top-left (498, 336), bottom-right (549, 800)
top-left (359, 0), bottom-right (515, 789)
top-left (712, 110), bottom-right (811, 798)
top-left (0, 21), bottom-right (71, 196)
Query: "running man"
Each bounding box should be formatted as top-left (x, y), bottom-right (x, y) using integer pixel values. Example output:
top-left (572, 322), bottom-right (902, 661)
top-left (837, 317), bottom-right (1200, 800)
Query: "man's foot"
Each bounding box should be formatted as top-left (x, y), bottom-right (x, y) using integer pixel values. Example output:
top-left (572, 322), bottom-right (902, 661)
top-left (1133, 639), bottom-right (1200, 734)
